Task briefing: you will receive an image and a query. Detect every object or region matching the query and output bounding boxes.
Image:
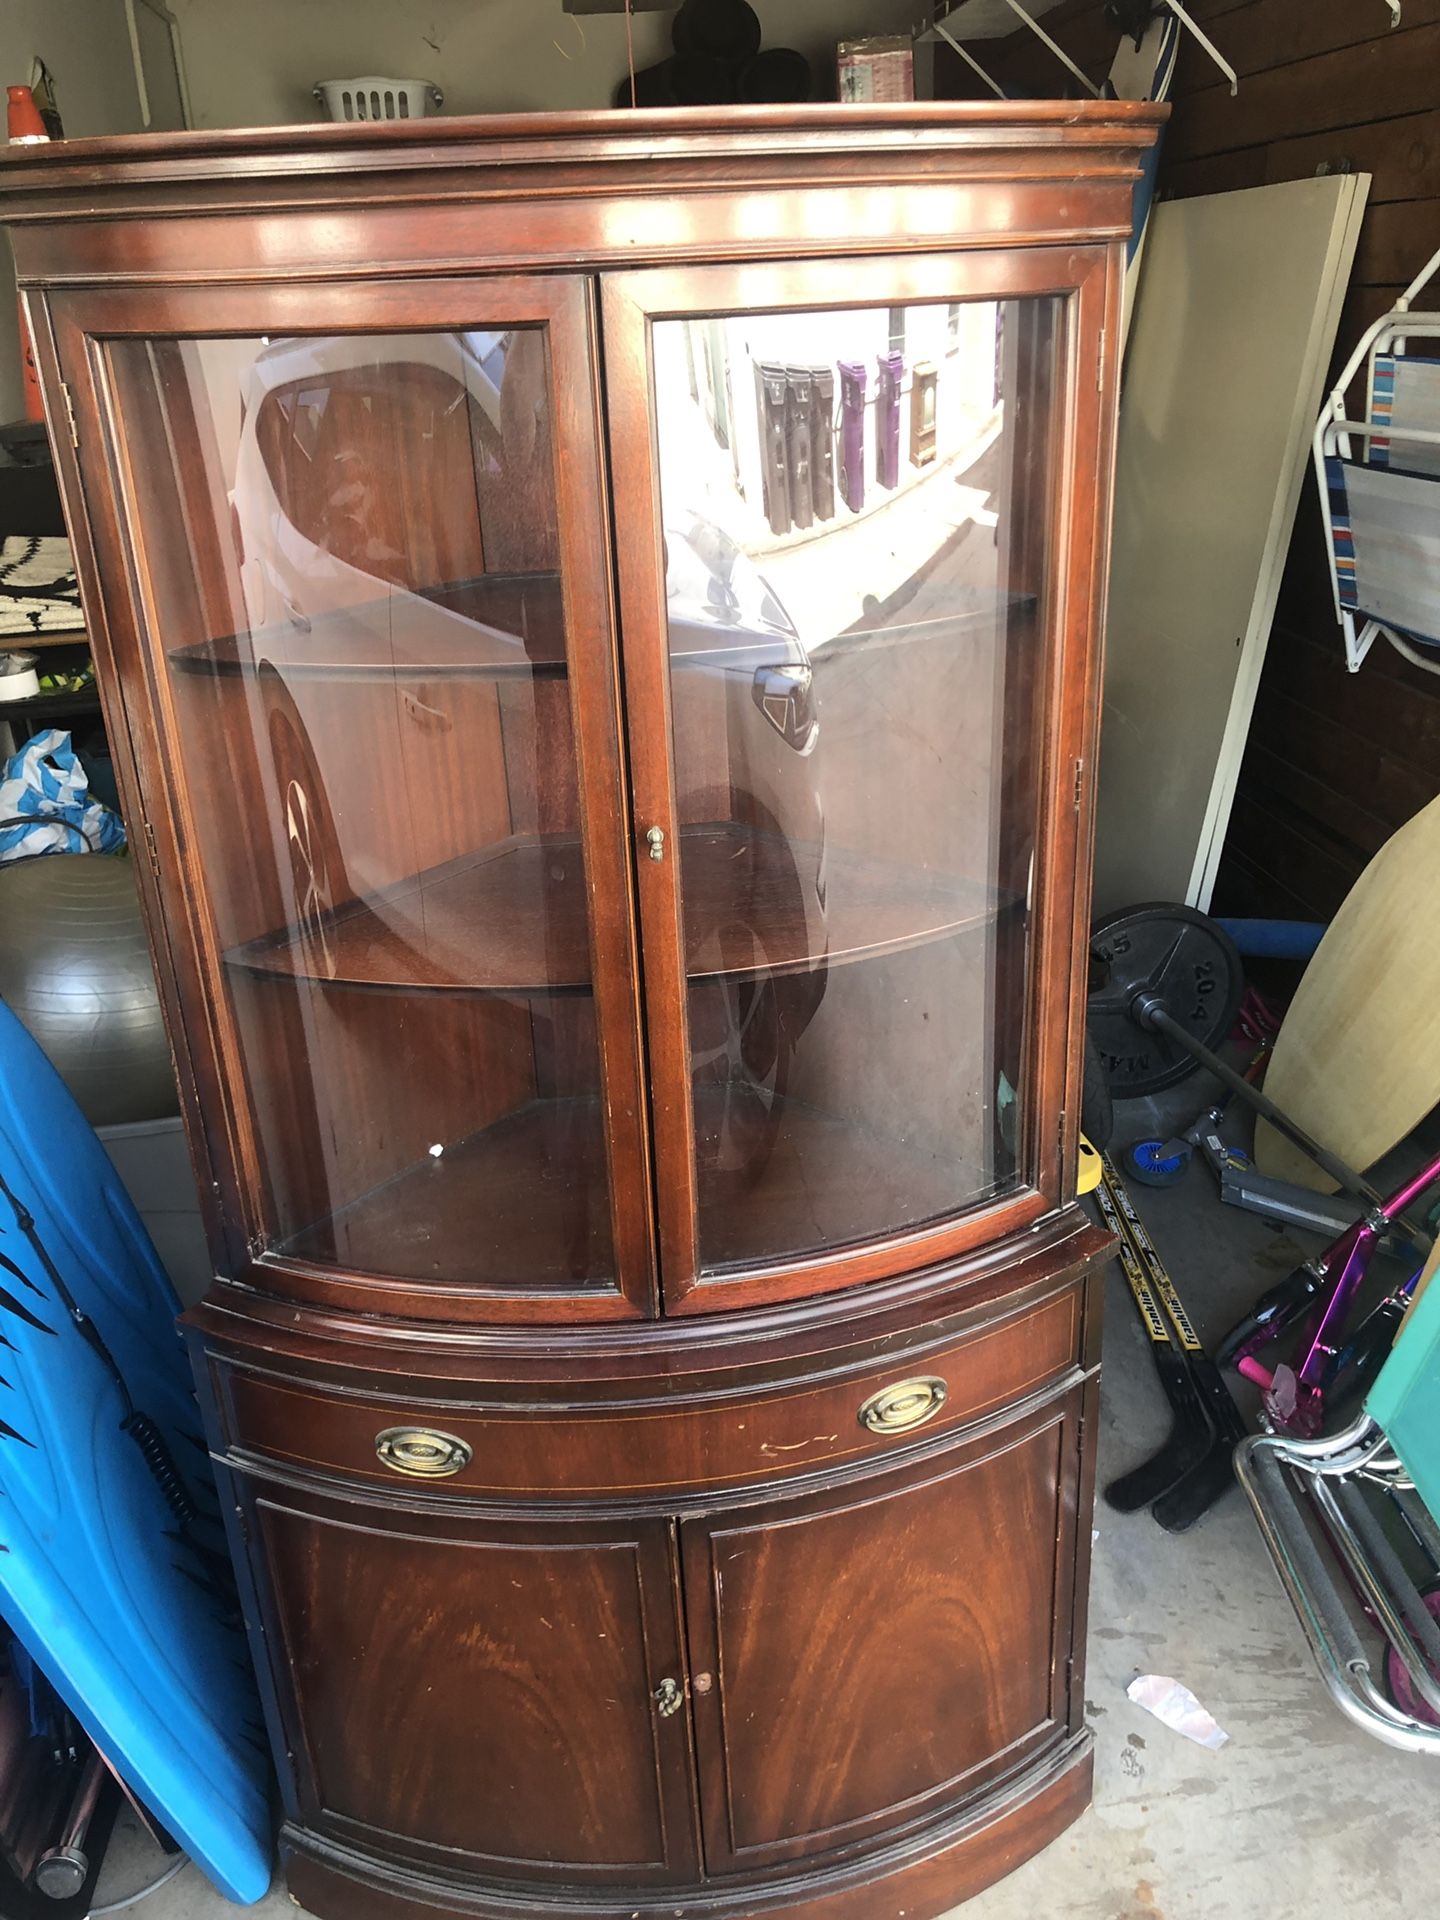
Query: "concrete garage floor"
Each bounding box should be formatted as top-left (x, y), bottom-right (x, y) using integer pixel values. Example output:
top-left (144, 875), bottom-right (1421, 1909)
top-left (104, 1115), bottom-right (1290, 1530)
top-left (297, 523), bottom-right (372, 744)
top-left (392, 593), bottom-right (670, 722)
top-left (958, 1083), bottom-right (1440, 1920)
top-left (87, 1080), bottom-right (1439, 1920)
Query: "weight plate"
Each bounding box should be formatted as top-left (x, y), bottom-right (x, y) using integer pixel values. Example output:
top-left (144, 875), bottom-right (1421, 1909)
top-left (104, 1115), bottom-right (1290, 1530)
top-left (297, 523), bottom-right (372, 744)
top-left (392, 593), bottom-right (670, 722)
top-left (1087, 902), bottom-right (1244, 1097)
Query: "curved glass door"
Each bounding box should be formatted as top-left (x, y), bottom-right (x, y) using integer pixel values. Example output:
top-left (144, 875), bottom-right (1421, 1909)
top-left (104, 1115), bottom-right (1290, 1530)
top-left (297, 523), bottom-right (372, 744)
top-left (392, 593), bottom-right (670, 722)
top-left (100, 293), bottom-right (649, 1312)
top-left (610, 260), bottom-right (1075, 1299)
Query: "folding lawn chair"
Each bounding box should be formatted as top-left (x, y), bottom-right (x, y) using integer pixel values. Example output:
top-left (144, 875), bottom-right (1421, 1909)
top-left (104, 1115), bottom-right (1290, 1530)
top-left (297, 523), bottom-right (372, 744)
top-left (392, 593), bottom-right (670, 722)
top-left (1314, 244), bottom-right (1440, 676)
top-left (1236, 1255), bottom-right (1440, 1754)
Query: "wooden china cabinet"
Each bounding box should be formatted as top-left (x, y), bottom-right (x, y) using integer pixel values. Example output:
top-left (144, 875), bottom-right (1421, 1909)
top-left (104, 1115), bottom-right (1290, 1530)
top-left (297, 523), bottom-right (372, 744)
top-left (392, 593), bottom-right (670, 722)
top-left (2, 103), bottom-right (1162, 1920)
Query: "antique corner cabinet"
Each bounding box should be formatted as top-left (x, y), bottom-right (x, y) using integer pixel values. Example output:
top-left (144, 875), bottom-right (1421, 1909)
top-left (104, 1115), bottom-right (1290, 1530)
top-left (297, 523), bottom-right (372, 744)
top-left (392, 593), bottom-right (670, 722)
top-left (2, 103), bottom-right (1162, 1920)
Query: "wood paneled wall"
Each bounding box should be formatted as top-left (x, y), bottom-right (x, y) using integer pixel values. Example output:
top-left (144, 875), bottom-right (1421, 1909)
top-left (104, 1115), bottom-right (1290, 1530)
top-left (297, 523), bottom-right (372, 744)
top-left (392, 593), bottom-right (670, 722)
top-left (937, 0), bottom-right (1440, 919)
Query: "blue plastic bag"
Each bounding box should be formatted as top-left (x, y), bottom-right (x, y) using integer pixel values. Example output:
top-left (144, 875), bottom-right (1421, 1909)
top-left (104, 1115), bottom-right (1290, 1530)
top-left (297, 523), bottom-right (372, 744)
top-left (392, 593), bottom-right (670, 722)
top-left (0, 728), bottom-right (126, 862)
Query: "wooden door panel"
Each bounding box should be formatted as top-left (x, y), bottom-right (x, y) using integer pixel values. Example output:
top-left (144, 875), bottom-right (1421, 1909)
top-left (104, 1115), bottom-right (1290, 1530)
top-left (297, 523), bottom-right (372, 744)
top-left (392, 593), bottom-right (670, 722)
top-left (680, 1389), bottom-right (1082, 1872)
top-left (602, 248), bottom-right (1111, 1313)
top-left (241, 1481), bottom-right (699, 1884)
top-left (50, 276), bottom-right (656, 1322)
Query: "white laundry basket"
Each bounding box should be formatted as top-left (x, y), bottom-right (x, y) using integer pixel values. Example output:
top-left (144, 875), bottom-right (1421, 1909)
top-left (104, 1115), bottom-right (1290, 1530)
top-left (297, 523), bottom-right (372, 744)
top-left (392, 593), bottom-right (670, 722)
top-left (314, 77), bottom-right (443, 122)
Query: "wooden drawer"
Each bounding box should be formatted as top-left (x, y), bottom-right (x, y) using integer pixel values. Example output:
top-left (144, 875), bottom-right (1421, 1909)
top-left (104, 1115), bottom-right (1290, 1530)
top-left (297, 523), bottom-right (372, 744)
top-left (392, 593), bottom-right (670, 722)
top-left (210, 1282), bottom-right (1085, 1501)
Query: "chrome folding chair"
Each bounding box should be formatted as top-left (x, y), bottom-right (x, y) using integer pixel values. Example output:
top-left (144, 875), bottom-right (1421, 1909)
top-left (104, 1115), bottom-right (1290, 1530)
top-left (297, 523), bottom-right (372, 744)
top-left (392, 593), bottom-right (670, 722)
top-left (1237, 1259), bottom-right (1440, 1754)
top-left (1314, 244), bottom-right (1440, 676)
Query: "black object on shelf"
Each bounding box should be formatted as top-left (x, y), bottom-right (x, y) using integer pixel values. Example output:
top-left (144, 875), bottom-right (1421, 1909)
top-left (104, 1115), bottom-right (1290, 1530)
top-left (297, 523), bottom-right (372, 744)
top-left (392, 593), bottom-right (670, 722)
top-left (0, 421), bottom-right (53, 470)
top-left (739, 48), bottom-right (813, 103)
top-left (615, 0), bottom-right (802, 108)
top-left (672, 0), bottom-right (761, 61)
top-left (0, 460), bottom-right (65, 535)
top-left (0, 684), bottom-right (102, 730)
top-left (617, 58), bottom-right (732, 107)
top-left (670, 52), bottom-right (738, 104)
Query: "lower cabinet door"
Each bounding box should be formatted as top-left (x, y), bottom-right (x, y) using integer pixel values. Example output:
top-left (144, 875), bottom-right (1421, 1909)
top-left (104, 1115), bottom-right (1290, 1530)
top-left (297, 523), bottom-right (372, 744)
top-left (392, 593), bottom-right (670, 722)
top-left (679, 1386), bottom-right (1085, 1873)
top-left (235, 1475), bottom-right (701, 1885)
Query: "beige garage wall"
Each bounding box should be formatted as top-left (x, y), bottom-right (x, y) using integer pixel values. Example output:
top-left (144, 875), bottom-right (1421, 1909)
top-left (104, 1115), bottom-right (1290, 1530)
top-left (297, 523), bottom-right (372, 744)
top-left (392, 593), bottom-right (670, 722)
top-left (168, 0), bottom-right (919, 126)
top-left (0, 0), bottom-right (149, 421)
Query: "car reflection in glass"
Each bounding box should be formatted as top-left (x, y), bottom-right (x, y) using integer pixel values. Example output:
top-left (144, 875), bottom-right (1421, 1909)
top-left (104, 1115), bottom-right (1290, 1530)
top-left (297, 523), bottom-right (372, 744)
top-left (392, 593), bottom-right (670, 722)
top-left (664, 509), bottom-right (818, 757)
top-left (665, 511), bottom-right (828, 1186)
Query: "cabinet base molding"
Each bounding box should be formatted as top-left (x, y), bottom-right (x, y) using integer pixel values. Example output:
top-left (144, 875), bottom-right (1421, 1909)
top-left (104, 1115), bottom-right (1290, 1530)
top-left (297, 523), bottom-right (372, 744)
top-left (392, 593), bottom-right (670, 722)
top-left (281, 1734), bottom-right (1092, 1920)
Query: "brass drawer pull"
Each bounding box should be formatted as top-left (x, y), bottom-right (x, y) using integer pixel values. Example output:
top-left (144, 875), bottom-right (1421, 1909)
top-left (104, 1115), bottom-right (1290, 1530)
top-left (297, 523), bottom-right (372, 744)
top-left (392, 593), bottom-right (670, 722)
top-left (375, 1426), bottom-right (473, 1478)
top-left (858, 1376), bottom-right (948, 1436)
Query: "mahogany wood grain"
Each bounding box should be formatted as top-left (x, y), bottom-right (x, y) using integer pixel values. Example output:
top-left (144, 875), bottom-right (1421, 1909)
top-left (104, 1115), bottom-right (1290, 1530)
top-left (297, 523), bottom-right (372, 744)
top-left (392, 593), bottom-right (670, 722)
top-left (5, 106), bottom-right (1152, 1920)
top-left (51, 274), bottom-right (657, 1317)
top-left (225, 974), bottom-right (543, 1278)
top-left (681, 1389), bottom-right (1082, 1870)
top-left (279, 1737), bottom-right (1093, 1920)
top-left (186, 1208), bottom-right (1109, 1374)
top-left (171, 666), bottom-right (516, 950)
top-left (689, 1077), bottom-right (1006, 1276)
top-left (192, 1198), bottom-right (1113, 1351)
top-left (277, 1092), bottom-right (613, 1288)
top-left (241, 1480), bottom-right (699, 1884)
top-left (212, 1288), bottom-right (1085, 1500)
top-left (605, 245), bottom-right (1115, 1313)
top-left (248, 353), bottom-right (490, 591)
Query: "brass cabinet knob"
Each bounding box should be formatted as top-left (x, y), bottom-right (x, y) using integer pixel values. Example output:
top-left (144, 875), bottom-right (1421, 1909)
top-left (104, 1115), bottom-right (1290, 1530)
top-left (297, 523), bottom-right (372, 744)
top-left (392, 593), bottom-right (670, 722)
top-left (857, 1376), bottom-right (948, 1436)
top-left (374, 1426), bottom-right (473, 1478)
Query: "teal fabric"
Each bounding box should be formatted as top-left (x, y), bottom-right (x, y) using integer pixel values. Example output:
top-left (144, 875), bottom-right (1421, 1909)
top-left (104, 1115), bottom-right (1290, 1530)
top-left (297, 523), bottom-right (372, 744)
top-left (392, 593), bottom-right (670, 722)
top-left (1368, 1266), bottom-right (1440, 1525)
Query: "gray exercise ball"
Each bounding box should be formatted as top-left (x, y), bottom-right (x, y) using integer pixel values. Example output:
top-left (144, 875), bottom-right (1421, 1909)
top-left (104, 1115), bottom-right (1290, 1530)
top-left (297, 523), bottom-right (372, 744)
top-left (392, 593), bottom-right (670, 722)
top-left (0, 853), bottom-right (178, 1127)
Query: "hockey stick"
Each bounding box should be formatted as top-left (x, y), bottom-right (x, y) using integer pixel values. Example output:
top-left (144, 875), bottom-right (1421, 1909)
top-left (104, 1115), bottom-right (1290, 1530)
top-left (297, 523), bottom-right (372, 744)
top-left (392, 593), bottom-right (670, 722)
top-left (1093, 1168), bottom-right (1216, 1511)
top-left (1100, 1157), bottom-right (1249, 1531)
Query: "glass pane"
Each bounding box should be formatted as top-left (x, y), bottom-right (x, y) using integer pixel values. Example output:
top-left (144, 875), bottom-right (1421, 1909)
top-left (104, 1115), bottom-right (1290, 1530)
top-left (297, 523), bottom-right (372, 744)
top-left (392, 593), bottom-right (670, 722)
top-left (653, 297), bottom-right (1056, 1272)
top-left (107, 330), bottom-right (614, 1289)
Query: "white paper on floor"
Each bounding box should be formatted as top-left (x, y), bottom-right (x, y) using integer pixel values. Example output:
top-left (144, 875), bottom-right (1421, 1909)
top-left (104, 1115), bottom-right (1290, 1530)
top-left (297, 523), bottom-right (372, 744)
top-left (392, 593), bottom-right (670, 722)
top-left (1126, 1673), bottom-right (1230, 1750)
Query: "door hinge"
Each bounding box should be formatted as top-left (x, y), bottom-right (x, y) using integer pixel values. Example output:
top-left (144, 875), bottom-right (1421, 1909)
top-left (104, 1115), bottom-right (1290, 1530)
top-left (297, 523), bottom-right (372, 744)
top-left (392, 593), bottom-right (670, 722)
top-left (59, 380), bottom-right (79, 450)
top-left (141, 818), bottom-right (161, 882)
top-left (1073, 758), bottom-right (1086, 812)
top-left (1059, 1107), bottom-right (1068, 1160)
top-left (1096, 329), bottom-right (1106, 393)
top-left (245, 1233), bottom-right (266, 1260)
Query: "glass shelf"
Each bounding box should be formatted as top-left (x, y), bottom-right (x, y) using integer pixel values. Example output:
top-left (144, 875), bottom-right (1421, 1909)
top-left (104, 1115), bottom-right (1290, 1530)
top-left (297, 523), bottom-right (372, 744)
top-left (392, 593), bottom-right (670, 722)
top-left (223, 822), bottom-right (1016, 996)
top-left (167, 576), bottom-right (1028, 688)
top-left (169, 571), bottom-right (569, 681)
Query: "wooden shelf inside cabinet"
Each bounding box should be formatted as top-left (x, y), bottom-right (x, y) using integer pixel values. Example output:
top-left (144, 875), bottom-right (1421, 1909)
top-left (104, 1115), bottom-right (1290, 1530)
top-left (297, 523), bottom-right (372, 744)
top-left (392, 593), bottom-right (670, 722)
top-left (695, 1083), bottom-right (1010, 1273)
top-left (684, 824), bottom-right (1015, 980)
top-left (275, 1084), bottom-right (1004, 1285)
top-left (169, 582), bottom-right (1038, 686)
top-left (224, 824), bottom-right (1017, 996)
top-left (228, 837), bottom-right (596, 995)
top-left (279, 1097), bottom-right (612, 1285)
top-left (169, 572), bottom-right (568, 681)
